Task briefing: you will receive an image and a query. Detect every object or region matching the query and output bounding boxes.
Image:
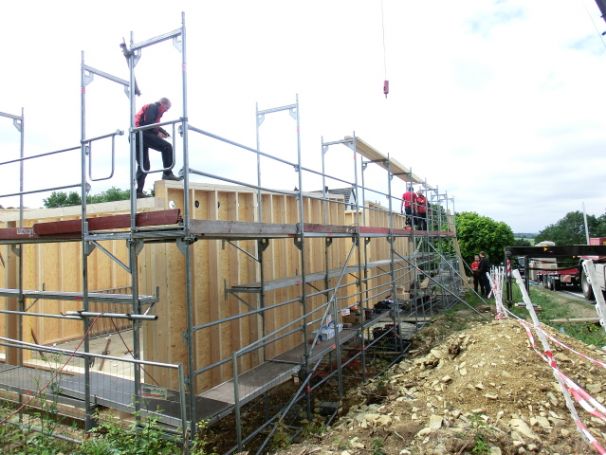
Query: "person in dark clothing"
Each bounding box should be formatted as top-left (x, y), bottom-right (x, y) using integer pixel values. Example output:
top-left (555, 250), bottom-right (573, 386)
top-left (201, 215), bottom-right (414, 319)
top-left (471, 254), bottom-right (481, 294)
top-left (134, 97), bottom-right (179, 198)
top-left (478, 251), bottom-right (491, 297)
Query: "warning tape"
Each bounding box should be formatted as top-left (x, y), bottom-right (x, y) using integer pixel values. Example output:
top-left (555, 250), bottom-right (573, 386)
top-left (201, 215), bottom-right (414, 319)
top-left (538, 327), bottom-right (606, 369)
top-left (517, 318), bottom-right (606, 453)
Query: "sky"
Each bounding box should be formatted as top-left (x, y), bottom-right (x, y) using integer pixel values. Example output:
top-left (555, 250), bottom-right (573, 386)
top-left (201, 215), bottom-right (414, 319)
top-left (1, 0), bottom-right (606, 233)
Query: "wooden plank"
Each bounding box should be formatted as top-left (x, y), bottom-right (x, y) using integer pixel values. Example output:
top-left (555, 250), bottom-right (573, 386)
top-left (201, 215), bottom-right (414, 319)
top-left (344, 136), bottom-right (423, 184)
top-left (32, 209), bottom-right (181, 236)
top-left (4, 223), bottom-right (18, 364)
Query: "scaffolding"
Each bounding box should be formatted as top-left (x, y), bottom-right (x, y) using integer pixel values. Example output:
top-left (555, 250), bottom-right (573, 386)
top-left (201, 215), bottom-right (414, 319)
top-left (0, 13), bottom-right (464, 454)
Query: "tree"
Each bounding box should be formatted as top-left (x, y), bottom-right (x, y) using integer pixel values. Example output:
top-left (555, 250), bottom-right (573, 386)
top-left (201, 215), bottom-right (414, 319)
top-left (455, 211), bottom-right (515, 267)
top-left (535, 211), bottom-right (606, 245)
top-left (43, 187), bottom-right (131, 208)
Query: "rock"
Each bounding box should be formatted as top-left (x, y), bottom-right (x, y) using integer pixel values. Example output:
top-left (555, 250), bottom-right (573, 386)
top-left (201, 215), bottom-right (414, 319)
top-left (560, 429), bottom-right (570, 437)
top-left (475, 383), bottom-right (485, 390)
top-left (459, 368), bottom-right (468, 376)
top-left (485, 393), bottom-right (498, 400)
top-left (489, 447), bottom-right (503, 455)
top-left (416, 427), bottom-right (433, 437)
top-left (510, 418), bottom-right (539, 441)
top-left (430, 348), bottom-right (444, 359)
top-left (349, 437), bottom-right (364, 449)
top-left (587, 383), bottom-right (602, 394)
top-left (393, 422), bottom-right (423, 437)
top-left (428, 415), bottom-right (443, 430)
top-left (530, 416), bottom-right (551, 431)
top-left (441, 375), bottom-right (452, 383)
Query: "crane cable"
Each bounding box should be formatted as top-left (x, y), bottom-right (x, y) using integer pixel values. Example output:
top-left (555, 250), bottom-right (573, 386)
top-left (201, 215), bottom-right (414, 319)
top-left (381, 0), bottom-right (389, 97)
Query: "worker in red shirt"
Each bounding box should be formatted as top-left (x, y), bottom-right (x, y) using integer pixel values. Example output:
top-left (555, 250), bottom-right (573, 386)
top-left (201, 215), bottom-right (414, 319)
top-left (415, 189), bottom-right (427, 230)
top-left (470, 254), bottom-right (481, 294)
top-left (134, 97), bottom-right (180, 198)
top-left (400, 186), bottom-right (416, 227)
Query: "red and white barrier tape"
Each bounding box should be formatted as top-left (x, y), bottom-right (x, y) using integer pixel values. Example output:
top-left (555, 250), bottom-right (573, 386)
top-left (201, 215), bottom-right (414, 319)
top-left (517, 318), bottom-right (606, 453)
top-left (539, 328), bottom-right (606, 369)
top-left (510, 269), bottom-right (606, 454)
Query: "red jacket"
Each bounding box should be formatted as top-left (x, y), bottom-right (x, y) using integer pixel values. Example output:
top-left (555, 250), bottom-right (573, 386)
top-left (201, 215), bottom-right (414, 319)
top-left (471, 260), bottom-right (480, 275)
top-left (402, 191), bottom-right (416, 209)
top-left (415, 194), bottom-right (427, 214)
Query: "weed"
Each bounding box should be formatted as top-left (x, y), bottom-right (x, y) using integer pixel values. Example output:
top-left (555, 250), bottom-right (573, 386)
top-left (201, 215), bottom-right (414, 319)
top-left (335, 437), bottom-right (348, 450)
top-left (270, 422), bottom-right (291, 451)
top-left (371, 437), bottom-right (386, 455)
top-left (468, 413), bottom-right (491, 455)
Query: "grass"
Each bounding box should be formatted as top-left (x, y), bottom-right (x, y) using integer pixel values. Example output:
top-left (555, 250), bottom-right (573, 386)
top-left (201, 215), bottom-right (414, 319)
top-left (507, 283), bottom-right (606, 347)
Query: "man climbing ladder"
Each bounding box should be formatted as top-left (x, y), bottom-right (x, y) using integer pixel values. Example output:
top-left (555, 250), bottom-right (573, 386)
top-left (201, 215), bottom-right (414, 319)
top-left (134, 97), bottom-right (180, 198)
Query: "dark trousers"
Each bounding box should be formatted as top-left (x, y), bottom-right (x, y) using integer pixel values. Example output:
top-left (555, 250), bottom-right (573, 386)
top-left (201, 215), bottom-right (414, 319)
top-left (135, 132), bottom-right (173, 193)
top-left (416, 212), bottom-right (427, 230)
top-left (473, 274), bottom-right (480, 294)
top-left (405, 207), bottom-right (413, 226)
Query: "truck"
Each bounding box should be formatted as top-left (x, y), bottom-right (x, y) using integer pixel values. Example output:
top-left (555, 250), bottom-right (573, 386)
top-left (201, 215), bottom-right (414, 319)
top-left (529, 241), bottom-right (582, 291)
top-left (580, 237), bottom-right (606, 300)
top-left (535, 265), bottom-right (581, 292)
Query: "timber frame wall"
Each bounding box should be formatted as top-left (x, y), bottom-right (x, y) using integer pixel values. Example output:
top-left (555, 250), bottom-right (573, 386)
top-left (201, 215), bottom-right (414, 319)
top-left (0, 13), bottom-right (463, 453)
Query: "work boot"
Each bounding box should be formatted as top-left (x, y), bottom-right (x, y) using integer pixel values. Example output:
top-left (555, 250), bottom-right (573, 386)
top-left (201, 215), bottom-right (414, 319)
top-left (162, 172), bottom-right (180, 181)
top-left (136, 191), bottom-right (147, 199)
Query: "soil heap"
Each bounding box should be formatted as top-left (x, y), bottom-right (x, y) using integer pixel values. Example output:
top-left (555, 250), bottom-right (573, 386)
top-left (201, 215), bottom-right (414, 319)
top-left (274, 317), bottom-right (606, 455)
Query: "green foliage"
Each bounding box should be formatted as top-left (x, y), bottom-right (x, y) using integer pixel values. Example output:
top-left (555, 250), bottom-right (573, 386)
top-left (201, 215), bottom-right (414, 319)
top-left (512, 238), bottom-right (532, 247)
top-left (43, 187), bottom-right (131, 208)
top-left (370, 437), bottom-right (386, 455)
top-left (535, 211), bottom-right (606, 245)
top-left (43, 191), bottom-right (81, 208)
top-left (468, 413), bottom-right (491, 454)
top-left (270, 422), bottom-right (291, 450)
top-left (80, 414), bottom-right (179, 455)
top-left (455, 211), bottom-right (515, 268)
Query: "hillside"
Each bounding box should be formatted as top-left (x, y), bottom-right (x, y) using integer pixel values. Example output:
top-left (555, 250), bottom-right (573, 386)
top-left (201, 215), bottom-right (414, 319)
top-left (274, 301), bottom-right (606, 455)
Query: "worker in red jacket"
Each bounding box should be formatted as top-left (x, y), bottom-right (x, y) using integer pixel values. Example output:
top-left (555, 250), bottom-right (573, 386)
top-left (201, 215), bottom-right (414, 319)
top-left (415, 189), bottom-right (427, 230)
top-left (470, 254), bottom-right (481, 294)
top-left (400, 186), bottom-right (416, 227)
top-left (134, 97), bottom-right (180, 198)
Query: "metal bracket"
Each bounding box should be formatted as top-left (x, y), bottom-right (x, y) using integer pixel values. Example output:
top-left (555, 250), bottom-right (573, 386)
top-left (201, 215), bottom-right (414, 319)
top-left (84, 241), bottom-right (96, 257)
top-left (352, 236), bottom-right (359, 247)
top-left (365, 237), bottom-right (371, 246)
top-left (133, 49), bottom-right (141, 67)
top-left (172, 35), bottom-right (183, 53)
top-left (176, 238), bottom-right (188, 256)
top-left (129, 239), bottom-right (144, 257)
top-left (258, 238), bottom-right (270, 253)
top-left (325, 237), bottom-right (333, 248)
top-left (13, 118), bottom-right (23, 132)
top-left (10, 245), bottom-right (20, 256)
top-left (257, 113), bottom-right (265, 127)
top-left (288, 106), bottom-right (298, 120)
top-left (83, 70), bottom-right (94, 87)
top-left (294, 236), bottom-right (303, 251)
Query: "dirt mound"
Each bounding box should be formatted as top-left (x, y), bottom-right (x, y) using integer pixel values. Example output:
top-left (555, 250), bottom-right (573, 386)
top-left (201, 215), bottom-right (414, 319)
top-left (275, 318), bottom-right (606, 454)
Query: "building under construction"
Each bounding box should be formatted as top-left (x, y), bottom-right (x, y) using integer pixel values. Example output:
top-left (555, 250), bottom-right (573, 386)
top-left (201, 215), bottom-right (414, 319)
top-left (0, 14), bottom-right (464, 454)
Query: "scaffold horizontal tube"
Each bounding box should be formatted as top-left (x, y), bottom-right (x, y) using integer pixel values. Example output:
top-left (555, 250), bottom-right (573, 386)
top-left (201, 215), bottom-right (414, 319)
top-left (130, 28), bottom-right (182, 51)
top-left (0, 144), bottom-right (80, 167)
top-left (257, 103), bottom-right (297, 116)
top-left (63, 310), bottom-right (157, 320)
top-left (0, 336), bottom-right (181, 369)
top-left (82, 64), bottom-right (129, 87)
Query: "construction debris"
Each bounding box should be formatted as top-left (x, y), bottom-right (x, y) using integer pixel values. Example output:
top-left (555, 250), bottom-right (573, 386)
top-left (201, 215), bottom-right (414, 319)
top-left (275, 319), bottom-right (606, 454)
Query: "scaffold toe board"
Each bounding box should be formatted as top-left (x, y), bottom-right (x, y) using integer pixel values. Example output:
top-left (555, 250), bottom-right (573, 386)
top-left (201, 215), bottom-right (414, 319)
top-left (32, 209), bottom-right (182, 236)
